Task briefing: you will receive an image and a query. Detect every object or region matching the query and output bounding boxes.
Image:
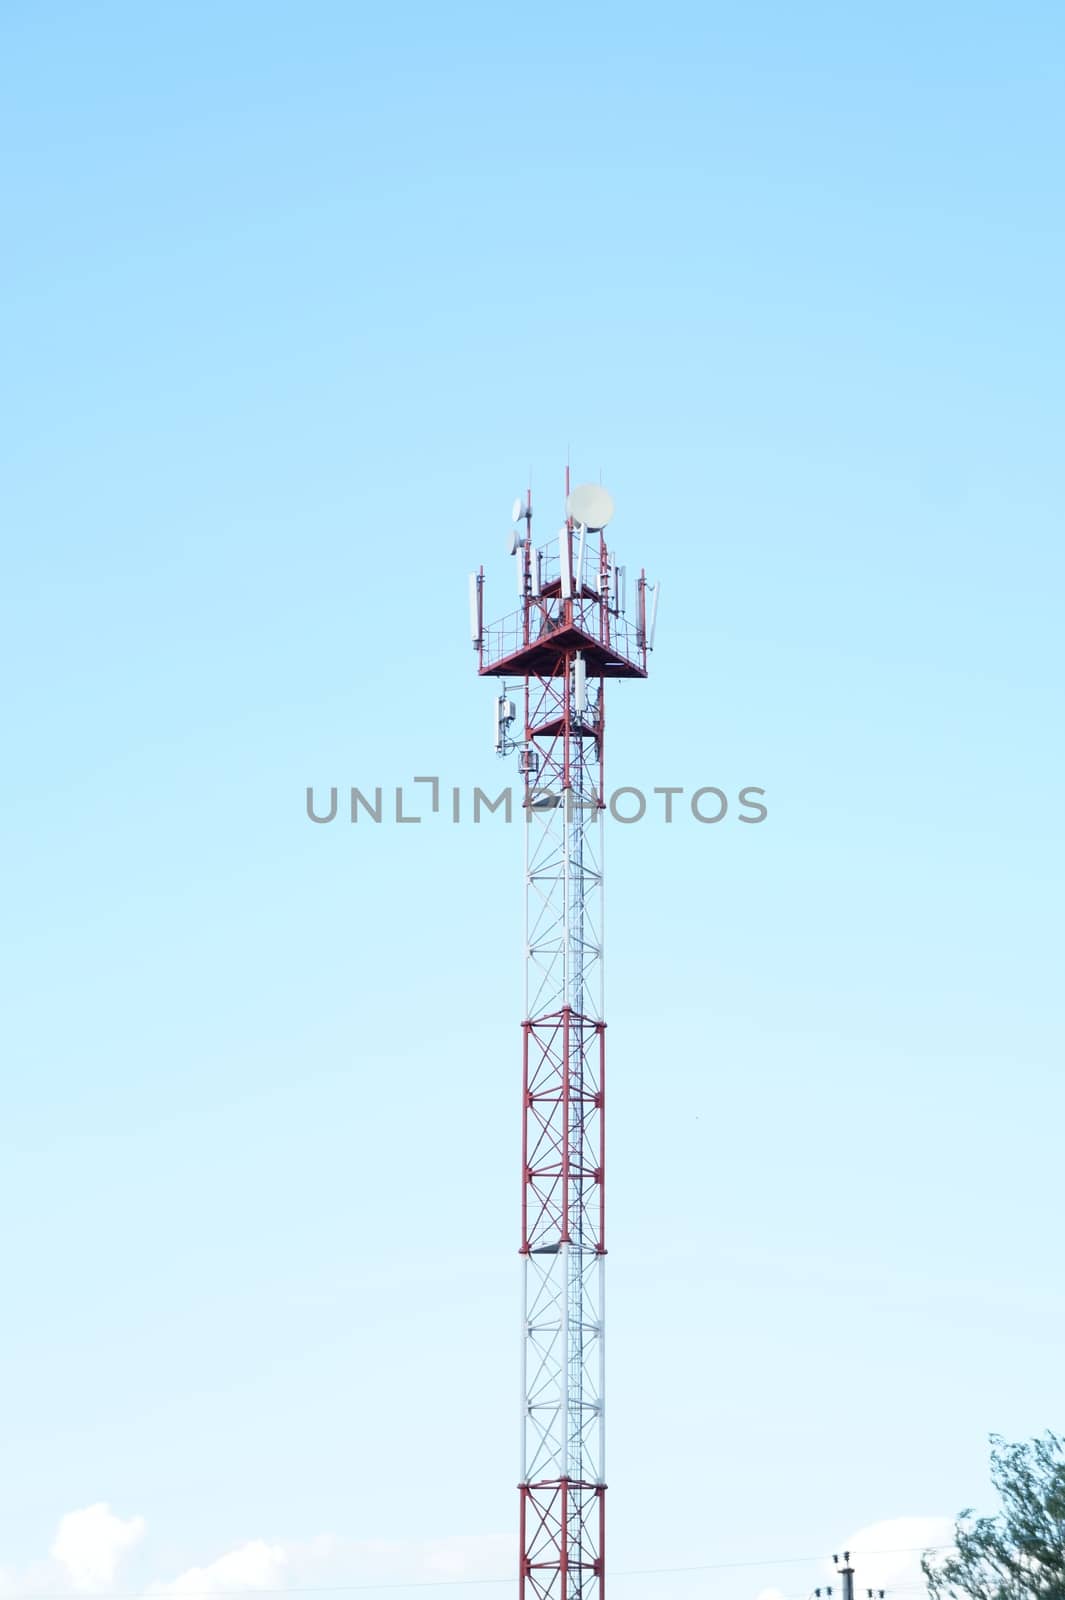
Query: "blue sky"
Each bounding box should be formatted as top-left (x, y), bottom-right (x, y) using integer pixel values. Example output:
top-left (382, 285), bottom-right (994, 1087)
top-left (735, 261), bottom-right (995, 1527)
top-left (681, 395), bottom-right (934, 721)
top-left (2, 3), bottom-right (1063, 1599)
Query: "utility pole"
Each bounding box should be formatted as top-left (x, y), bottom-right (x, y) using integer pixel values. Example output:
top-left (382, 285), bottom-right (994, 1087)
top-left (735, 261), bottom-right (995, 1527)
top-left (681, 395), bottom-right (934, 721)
top-left (832, 1551), bottom-right (885, 1600)
top-left (838, 1552), bottom-right (854, 1600)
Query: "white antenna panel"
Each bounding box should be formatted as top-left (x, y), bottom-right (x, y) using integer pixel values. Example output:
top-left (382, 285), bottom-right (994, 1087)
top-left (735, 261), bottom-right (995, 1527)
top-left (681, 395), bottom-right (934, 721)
top-left (495, 693), bottom-right (515, 751)
top-left (469, 572), bottom-right (481, 643)
top-left (559, 530), bottom-right (573, 599)
top-left (648, 582), bottom-right (661, 649)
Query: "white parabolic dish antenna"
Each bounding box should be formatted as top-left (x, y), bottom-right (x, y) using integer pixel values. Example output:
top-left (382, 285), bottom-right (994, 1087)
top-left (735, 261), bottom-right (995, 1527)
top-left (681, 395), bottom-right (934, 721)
top-left (567, 482), bottom-right (615, 531)
top-left (511, 497), bottom-right (525, 524)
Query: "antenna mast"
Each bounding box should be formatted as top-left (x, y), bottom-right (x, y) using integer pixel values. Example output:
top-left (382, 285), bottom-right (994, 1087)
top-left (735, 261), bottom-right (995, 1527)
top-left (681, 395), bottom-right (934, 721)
top-left (471, 472), bottom-right (657, 1600)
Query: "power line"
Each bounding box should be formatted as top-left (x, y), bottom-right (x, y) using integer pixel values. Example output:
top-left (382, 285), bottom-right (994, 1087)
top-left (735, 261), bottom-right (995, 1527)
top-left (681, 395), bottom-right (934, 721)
top-left (4, 1546), bottom-right (950, 1600)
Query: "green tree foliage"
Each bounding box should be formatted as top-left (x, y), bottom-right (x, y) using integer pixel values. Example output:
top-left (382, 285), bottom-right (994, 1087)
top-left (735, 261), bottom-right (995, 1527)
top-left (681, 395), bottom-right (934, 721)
top-left (924, 1434), bottom-right (1065, 1600)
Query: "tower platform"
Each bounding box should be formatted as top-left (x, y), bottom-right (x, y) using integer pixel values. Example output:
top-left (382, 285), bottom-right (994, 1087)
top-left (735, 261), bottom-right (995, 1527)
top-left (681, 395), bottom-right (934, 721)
top-left (478, 605), bottom-right (646, 680)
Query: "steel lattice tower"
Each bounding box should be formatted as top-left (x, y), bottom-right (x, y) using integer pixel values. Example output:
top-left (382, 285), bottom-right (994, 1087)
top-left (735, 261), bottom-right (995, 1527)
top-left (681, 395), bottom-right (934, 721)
top-left (471, 474), bottom-right (657, 1600)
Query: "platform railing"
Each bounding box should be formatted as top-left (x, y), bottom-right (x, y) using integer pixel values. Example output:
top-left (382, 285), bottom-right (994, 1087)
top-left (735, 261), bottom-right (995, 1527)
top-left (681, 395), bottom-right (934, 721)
top-left (480, 596), bottom-right (644, 673)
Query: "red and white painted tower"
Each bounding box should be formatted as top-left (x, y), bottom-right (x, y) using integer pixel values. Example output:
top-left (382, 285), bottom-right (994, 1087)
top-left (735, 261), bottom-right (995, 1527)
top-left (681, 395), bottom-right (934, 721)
top-left (470, 475), bottom-right (658, 1600)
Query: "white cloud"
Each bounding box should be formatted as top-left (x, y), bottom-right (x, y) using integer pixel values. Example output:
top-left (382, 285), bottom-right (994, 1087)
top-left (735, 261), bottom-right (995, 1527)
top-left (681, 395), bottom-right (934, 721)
top-left (12, 1515), bottom-right (511, 1600)
top-left (151, 1534), bottom-right (509, 1596)
top-left (16, 1507), bottom-right (961, 1600)
top-left (51, 1504), bottom-right (146, 1592)
top-left (246, 1533), bottom-right (511, 1587)
top-left (155, 1541), bottom-right (288, 1596)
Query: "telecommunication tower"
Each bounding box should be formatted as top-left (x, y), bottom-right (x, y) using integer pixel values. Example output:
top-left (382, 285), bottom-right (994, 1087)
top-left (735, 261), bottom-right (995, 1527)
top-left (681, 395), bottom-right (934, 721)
top-left (469, 473), bottom-right (659, 1600)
